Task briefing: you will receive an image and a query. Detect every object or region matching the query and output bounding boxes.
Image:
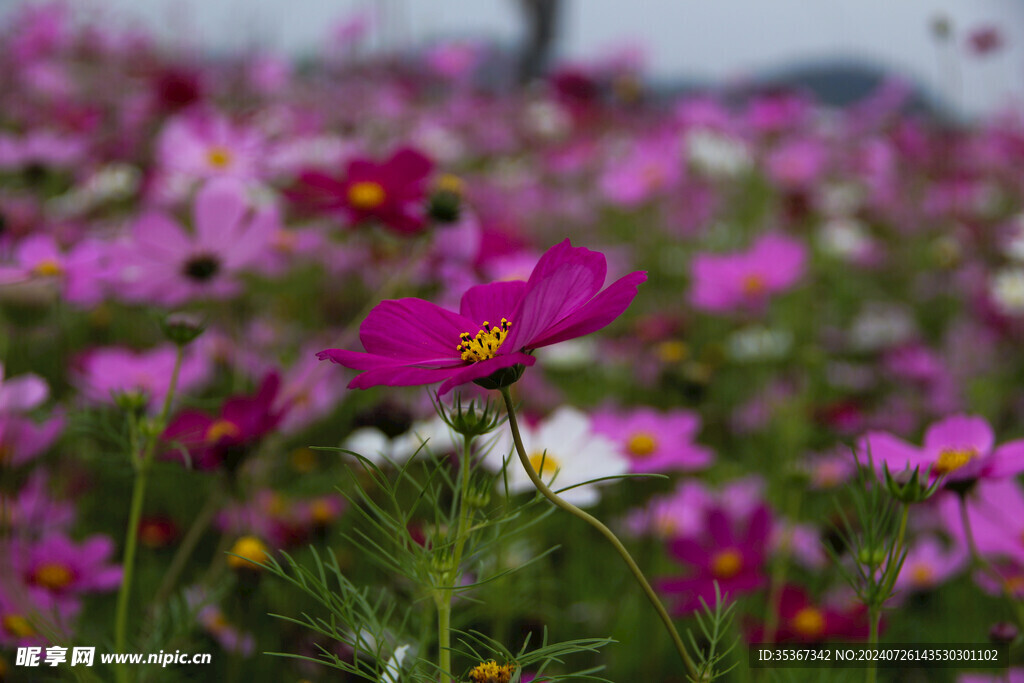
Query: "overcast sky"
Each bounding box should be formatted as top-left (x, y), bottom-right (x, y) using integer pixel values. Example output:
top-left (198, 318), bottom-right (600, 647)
top-left (14, 0), bottom-right (1024, 117)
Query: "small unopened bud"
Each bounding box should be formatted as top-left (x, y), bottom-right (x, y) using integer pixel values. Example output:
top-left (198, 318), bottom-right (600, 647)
top-left (160, 312), bottom-right (205, 346)
top-left (427, 174), bottom-right (464, 224)
top-left (438, 393), bottom-right (503, 439)
top-left (931, 14), bottom-right (952, 41)
top-left (113, 389), bottom-right (149, 416)
top-left (883, 464), bottom-right (942, 504)
top-left (857, 546), bottom-right (886, 568)
top-left (472, 363), bottom-right (525, 391)
top-left (990, 621), bottom-right (1018, 644)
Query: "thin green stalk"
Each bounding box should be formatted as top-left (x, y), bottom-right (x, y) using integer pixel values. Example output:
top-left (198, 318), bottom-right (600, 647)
top-left (867, 606), bottom-right (880, 683)
top-left (437, 435), bottom-right (475, 683)
top-left (499, 388), bottom-right (698, 679)
top-left (113, 346), bottom-right (184, 681)
top-left (152, 484), bottom-right (225, 605)
top-left (436, 595), bottom-right (452, 683)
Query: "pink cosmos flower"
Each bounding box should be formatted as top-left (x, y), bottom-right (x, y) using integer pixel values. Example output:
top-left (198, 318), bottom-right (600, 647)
top-left (941, 479), bottom-right (1024, 565)
top-left (592, 406), bottom-right (713, 473)
top-left (318, 239), bottom-right (647, 395)
top-left (161, 373), bottom-right (285, 472)
top-left (892, 536), bottom-right (967, 596)
top-left (0, 234), bottom-right (106, 305)
top-left (860, 414), bottom-right (1024, 483)
top-left (0, 414), bottom-right (63, 467)
top-left (73, 344), bottom-right (211, 412)
top-left (289, 147), bottom-right (434, 234)
top-left (0, 471), bottom-right (75, 538)
top-left (658, 503), bottom-right (772, 614)
top-left (0, 363), bottom-right (48, 414)
top-left (15, 534), bottom-right (122, 609)
top-left (598, 137), bottom-right (681, 206)
top-left (112, 178), bottom-right (277, 305)
top-left (750, 586), bottom-right (869, 643)
top-left (155, 111), bottom-right (265, 182)
top-left (689, 233), bottom-right (806, 313)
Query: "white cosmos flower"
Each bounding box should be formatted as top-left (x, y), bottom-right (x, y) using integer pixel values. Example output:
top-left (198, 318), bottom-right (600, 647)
top-left (487, 406), bottom-right (629, 507)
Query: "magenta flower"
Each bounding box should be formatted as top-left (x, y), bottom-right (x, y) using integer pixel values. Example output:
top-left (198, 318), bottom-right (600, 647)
top-left (860, 414), bottom-right (1024, 483)
top-left (161, 373), bottom-right (284, 471)
top-left (689, 233), bottom-right (806, 313)
top-left (318, 240), bottom-right (646, 395)
top-left (592, 406), bottom-right (713, 473)
top-left (155, 111), bottom-right (265, 182)
top-left (892, 536), bottom-right (967, 595)
top-left (289, 147), bottom-right (434, 234)
top-left (0, 413), bottom-right (63, 468)
top-left (1, 472), bottom-right (75, 538)
top-left (658, 504), bottom-right (771, 614)
top-left (750, 586), bottom-right (869, 643)
top-left (0, 234), bottom-right (106, 305)
top-left (0, 362), bottom-right (48, 414)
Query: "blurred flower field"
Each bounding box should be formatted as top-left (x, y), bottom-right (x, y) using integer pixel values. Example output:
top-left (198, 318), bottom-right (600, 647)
top-left (3, 3), bottom-right (1024, 682)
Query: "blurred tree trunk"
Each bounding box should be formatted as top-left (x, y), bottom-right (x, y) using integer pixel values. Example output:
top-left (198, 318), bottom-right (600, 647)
top-left (517, 0), bottom-right (561, 84)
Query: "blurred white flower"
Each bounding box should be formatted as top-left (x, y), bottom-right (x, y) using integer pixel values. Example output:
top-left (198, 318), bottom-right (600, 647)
top-left (990, 268), bottom-right (1024, 316)
top-left (684, 128), bottom-right (752, 179)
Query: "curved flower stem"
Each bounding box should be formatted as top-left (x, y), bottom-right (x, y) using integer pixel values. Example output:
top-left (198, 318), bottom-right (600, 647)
top-left (114, 345), bottom-right (184, 682)
top-left (152, 483), bottom-right (226, 605)
top-left (436, 436), bottom-right (475, 683)
top-left (499, 388), bottom-right (698, 679)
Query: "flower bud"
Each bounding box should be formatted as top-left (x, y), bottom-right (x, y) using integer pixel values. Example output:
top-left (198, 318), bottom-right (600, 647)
top-left (438, 393), bottom-right (503, 439)
top-left (113, 389), bottom-right (150, 417)
top-left (472, 363), bottom-right (525, 391)
top-left (227, 535), bottom-right (269, 571)
top-left (990, 621), bottom-right (1018, 644)
top-left (883, 464), bottom-right (942, 504)
top-left (160, 312), bottom-right (205, 346)
top-left (427, 174), bottom-right (464, 224)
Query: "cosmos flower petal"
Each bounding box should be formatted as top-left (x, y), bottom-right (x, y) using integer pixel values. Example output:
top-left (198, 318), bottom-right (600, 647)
top-left (987, 439), bottom-right (1024, 478)
top-left (348, 364), bottom-right (465, 390)
top-left (195, 178), bottom-right (247, 250)
top-left (511, 240), bottom-right (608, 349)
top-left (358, 298), bottom-right (476, 363)
top-left (459, 280), bottom-right (526, 327)
top-left (436, 352), bottom-right (536, 396)
top-left (922, 414), bottom-right (994, 456)
top-left (526, 271), bottom-right (647, 348)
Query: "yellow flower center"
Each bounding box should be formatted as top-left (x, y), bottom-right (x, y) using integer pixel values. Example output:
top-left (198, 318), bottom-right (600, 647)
top-left (33, 259), bottom-right (63, 277)
top-left (529, 451), bottom-right (560, 478)
top-left (206, 146), bottom-right (233, 169)
top-left (2, 614), bottom-right (36, 638)
top-left (32, 562), bottom-right (73, 590)
top-left (710, 548), bottom-right (743, 579)
top-left (655, 340), bottom-right (688, 363)
top-left (204, 419), bottom-right (241, 444)
top-left (347, 181), bottom-right (386, 209)
top-left (790, 606), bottom-right (825, 638)
top-left (457, 318), bottom-right (511, 362)
top-left (934, 448), bottom-right (977, 475)
top-left (467, 660), bottom-right (517, 683)
top-left (911, 564), bottom-right (935, 586)
top-left (227, 535), bottom-right (268, 569)
top-left (627, 431), bottom-right (658, 457)
top-left (742, 273), bottom-right (766, 296)
top-left (309, 499), bottom-right (336, 524)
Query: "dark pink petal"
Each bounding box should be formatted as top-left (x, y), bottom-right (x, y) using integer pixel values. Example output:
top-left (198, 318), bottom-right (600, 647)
top-left (668, 538), bottom-right (707, 565)
top-left (386, 147), bottom-right (433, 186)
top-left (511, 240), bottom-right (608, 349)
top-left (859, 432), bottom-right (926, 471)
top-left (526, 270), bottom-right (647, 348)
top-left (437, 352), bottom-right (536, 395)
top-left (459, 280), bottom-right (526, 327)
top-left (348, 364), bottom-right (463, 390)
top-left (194, 178), bottom-right (247, 251)
top-left (318, 348), bottom-right (424, 371)
top-left (358, 298), bottom-right (476, 363)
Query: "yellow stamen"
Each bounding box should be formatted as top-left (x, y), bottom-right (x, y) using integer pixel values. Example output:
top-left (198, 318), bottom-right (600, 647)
top-left (2, 614), bottom-right (36, 638)
top-left (290, 447), bottom-right (317, 473)
top-left (627, 431), bottom-right (658, 457)
top-left (347, 181), bottom-right (386, 210)
top-left (32, 562), bottom-right (73, 590)
top-left (790, 606), bottom-right (825, 638)
top-left (934, 448), bottom-right (977, 475)
top-left (457, 318), bottom-right (511, 362)
top-left (710, 548), bottom-right (743, 579)
top-left (911, 565), bottom-right (934, 586)
top-left (206, 146), bottom-right (233, 169)
top-left (309, 499), bottom-right (336, 525)
top-left (742, 273), bottom-right (766, 296)
top-left (467, 660), bottom-right (517, 683)
top-left (528, 451), bottom-right (560, 478)
top-left (33, 259), bottom-right (63, 277)
top-left (204, 419), bottom-right (241, 444)
top-left (227, 536), bottom-right (268, 570)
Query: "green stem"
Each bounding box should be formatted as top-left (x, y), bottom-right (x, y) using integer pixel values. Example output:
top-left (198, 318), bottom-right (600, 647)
top-left (867, 605), bottom-right (880, 683)
top-left (437, 595), bottom-right (452, 683)
top-left (152, 484), bottom-right (225, 605)
top-left (499, 388), bottom-right (698, 679)
top-left (113, 346), bottom-right (184, 680)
